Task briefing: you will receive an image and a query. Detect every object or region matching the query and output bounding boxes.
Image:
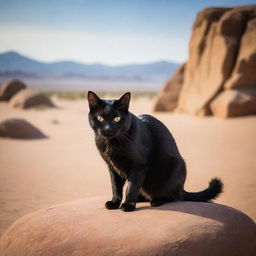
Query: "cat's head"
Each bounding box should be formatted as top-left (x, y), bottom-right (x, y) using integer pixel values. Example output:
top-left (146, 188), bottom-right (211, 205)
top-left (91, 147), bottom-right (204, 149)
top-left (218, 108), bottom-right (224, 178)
top-left (87, 91), bottom-right (131, 139)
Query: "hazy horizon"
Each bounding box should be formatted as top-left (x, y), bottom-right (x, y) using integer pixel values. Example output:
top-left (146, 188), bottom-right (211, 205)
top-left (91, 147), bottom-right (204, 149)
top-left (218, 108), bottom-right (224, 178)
top-left (0, 50), bottom-right (179, 67)
top-left (0, 0), bottom-right (254, 65)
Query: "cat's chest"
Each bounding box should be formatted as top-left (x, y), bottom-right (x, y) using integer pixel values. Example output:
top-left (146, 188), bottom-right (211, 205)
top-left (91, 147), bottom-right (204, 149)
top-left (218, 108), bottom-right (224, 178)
top-left (108, 157), bottom-right (129, 178)
top-left (97, 140), bottom-right (131, 178)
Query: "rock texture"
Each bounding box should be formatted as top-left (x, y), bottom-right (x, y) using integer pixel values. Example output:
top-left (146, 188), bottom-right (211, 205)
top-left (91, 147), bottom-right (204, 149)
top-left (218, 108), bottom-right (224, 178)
top-left (0, 119), bottom-right (47, 139)
top-left (0, 79), bottom-right (26, 101)
top-left (225, 17), bottom-right (256, 89)
top-left (155, 5), bottom-right (256, 117)
top-left (210, 89), bottom-right (256, 117)
top-left (154, 63), bottom-right (185, 111)
top-left (0, 197), bottom-right (255, 256)
top-left (9, 88), bottom-right (55, 109)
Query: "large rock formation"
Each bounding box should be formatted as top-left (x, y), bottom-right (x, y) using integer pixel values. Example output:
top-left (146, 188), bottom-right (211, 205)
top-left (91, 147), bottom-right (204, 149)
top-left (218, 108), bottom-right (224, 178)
top-left (0, 197), bottom-right (255, 256)
top-left (0, 79), bottom-right (26, 101)
top-left (9, 88), bottom-right (55, 109)
top-left (155, 5), bottom-right (256, 117)
top-left (0, 119), bottom-right (47, 139)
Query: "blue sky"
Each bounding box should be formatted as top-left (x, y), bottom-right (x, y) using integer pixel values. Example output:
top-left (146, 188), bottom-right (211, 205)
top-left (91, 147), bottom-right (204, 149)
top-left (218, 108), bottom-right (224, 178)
top-left (0, 0), bottom-right (254, 65)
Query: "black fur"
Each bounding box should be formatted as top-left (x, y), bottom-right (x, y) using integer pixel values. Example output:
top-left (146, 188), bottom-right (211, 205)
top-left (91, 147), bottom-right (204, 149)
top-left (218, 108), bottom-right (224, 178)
top-left (87, 91), bottom-right (223, 212)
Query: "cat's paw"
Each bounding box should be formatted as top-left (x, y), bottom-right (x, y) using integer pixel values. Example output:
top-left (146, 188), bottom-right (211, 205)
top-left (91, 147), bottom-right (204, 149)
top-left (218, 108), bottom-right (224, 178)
top-left (150, 198), bottom-right (167, 207)
top-left (105, 200), bottom-right (120, 210)
top-left (121, 203), bottom-right (135, 212)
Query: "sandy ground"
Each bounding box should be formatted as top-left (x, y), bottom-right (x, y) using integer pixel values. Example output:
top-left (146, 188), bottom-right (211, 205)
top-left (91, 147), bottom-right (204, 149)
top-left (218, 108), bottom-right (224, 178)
top-left (0, 96), bottom-right (255, 236)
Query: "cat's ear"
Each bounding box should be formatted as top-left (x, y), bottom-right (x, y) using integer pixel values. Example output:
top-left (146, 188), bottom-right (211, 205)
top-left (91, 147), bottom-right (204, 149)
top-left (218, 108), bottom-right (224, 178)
top-left (87, 91), bottom-right (102, 109)
top-left (118, 92), bottom-right (131, 110)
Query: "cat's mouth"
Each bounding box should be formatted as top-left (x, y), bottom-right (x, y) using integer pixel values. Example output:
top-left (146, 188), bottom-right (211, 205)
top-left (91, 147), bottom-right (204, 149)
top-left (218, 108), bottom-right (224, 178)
top-left (98, 129), bottom-right (119, 139)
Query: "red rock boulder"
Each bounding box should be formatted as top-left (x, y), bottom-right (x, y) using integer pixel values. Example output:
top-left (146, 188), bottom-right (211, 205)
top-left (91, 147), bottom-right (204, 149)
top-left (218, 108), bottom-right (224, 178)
top-left (0, 197), bottom-right (255, 256)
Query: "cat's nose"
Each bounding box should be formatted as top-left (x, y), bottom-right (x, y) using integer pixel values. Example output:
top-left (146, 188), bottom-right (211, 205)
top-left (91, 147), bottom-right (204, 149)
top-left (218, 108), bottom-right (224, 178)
top-left (101, 125), bottom-right (114, 137)
top-left (104, 125), bottom-right (111, 132)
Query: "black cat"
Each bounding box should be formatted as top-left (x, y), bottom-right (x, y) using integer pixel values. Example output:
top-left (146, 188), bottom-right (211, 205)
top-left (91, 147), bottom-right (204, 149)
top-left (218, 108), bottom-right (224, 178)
top-left (87, 91), bottom-right (223, 212)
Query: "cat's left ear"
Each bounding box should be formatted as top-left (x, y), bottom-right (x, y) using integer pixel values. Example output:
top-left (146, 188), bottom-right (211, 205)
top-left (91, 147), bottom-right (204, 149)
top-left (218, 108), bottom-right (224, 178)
top-left (118, 92), bottom-right (131, 110)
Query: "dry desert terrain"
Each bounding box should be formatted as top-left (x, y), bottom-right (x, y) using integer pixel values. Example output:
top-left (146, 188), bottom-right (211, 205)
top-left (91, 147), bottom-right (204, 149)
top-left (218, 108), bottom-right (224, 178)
top-left (0, 95), bottom-right (255, 236)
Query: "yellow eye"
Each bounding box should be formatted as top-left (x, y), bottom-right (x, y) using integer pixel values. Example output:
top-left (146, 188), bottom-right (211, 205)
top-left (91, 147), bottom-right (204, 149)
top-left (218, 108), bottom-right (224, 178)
top-left (97, 116), bottom-right (104, 122)
top-left (113, 116), bottom-right (121, 122)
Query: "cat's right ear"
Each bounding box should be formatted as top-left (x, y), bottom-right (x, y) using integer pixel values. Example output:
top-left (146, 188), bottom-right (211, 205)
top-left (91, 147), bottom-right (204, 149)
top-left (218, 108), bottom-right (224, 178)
top-left (87, 91), bottom-right (102, 109)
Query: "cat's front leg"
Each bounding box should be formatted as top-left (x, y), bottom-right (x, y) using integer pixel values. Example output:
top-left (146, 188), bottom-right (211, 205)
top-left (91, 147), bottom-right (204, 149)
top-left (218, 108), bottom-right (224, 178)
top-left (105, 167), bottom-right (125, 210)
top-left (121, 167), bottom-right (147, 212)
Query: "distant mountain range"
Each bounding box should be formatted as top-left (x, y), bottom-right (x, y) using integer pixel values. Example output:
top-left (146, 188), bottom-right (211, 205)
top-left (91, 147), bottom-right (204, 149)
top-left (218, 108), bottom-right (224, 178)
top-left (0, 51), bottom-right (179, 82)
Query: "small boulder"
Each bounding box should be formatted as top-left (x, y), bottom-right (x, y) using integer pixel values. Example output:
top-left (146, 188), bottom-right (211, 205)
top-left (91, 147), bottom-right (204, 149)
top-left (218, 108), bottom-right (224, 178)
top-left (0, 79), bottom-right (26, 101)
top-left (9, 88), bottom-right (55, 109)
top-left (0, 197), bottom-right (255, 256)
top-left (0, 119), bottom-right (47, 139)
top-left (210, 89), bottom-right (256, 117)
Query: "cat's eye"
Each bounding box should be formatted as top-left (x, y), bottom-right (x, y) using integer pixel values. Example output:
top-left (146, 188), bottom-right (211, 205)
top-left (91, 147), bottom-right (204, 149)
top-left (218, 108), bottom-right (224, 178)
top-left (113, 116), bottom-right (121, 122)
top-left (97, 116), bottom-right (104, 122)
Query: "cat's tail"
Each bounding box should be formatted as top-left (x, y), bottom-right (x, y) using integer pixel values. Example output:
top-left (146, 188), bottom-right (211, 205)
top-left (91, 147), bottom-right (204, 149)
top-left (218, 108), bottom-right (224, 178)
top-left (182, 178), bottom-right (223, 202)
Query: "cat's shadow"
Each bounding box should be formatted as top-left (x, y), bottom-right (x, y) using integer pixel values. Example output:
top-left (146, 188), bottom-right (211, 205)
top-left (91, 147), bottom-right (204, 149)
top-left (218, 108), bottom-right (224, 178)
top-left (135, 201), bottom-right (236, 224)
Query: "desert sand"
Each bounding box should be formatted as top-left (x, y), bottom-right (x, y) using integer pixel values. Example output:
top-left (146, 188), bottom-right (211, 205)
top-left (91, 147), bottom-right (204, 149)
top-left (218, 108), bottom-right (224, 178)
top-left (0, 95), bottom-right (255, 236)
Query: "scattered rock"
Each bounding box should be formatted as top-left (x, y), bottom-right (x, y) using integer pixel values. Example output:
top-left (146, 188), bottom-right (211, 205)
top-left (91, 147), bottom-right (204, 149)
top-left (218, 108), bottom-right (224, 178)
top-left (0, 197), bottom-right (255, 256)
top-left (0, 79), bottom-right (26, 101)
top-left (9, 88), bottom-right (55, 109)
top-left (210, 89), bottom-right (256, 117)
top-left (0, 119), bottom-right (47, 139)
top-left (154, 63), bottom-right (185, 111)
